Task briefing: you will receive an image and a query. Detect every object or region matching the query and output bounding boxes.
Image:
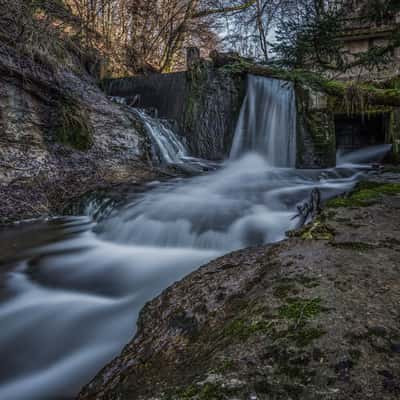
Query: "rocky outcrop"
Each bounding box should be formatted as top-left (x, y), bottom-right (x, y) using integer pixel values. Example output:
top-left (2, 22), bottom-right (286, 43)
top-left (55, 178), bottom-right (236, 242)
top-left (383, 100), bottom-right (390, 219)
top-left (0, 45), bottom-right (154, 224)
top-left (78, 175), bottom-right (400, 400)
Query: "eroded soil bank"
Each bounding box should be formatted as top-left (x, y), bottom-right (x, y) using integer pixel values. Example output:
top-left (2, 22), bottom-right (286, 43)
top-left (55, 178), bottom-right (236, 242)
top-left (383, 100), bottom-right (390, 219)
top-left (78, 172), bottom-right (400, 400)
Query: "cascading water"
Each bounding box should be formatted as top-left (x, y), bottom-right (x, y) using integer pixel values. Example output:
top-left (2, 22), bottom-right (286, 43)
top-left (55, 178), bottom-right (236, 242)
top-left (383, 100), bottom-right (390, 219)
top-left (230, 75), bottom-right (297, 166)
top-left (0, 78), bottom-right (392, 400)
top-left (133, 109), bottom-right (188, 165)
top-left (111, 98), bottom-right (216, 172)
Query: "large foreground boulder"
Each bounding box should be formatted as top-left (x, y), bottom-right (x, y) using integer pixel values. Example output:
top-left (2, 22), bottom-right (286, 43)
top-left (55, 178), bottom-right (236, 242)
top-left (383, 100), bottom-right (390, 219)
top-left (78, 177), bottom-right (400, 400)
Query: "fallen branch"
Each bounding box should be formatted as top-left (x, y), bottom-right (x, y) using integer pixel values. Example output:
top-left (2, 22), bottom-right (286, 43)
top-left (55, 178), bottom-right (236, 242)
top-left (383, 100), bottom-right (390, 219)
top-left (292, 188), bottom-right (322, 227)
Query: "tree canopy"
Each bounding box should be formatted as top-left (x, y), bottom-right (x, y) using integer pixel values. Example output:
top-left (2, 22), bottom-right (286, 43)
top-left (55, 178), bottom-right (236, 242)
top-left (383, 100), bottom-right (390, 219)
top-left (0, 0), bottom-right (398, 78)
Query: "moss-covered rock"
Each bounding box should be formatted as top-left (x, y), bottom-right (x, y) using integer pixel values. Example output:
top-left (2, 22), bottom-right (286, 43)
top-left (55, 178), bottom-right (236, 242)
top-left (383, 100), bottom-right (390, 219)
top-left (326, 181), bottom-right (400, 208)
top-left (54, 97), bottom-right (93, 150)
top-left (295, 84), bottom-right (336, 168)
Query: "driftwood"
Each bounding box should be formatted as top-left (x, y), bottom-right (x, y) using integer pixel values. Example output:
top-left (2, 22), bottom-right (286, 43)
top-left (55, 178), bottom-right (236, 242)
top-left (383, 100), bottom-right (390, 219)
top-left (292, 188), bottom-right (322, 227)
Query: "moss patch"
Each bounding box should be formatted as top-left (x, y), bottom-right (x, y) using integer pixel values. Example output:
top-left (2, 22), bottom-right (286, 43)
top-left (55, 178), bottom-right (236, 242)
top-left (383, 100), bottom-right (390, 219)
top-left (166, 383), bottom-right (238, 400)
top-left (223, 318), bottom-right (272, 340)
top-left (285, 327), bottom-right (326, 347)
top-left (279, 298), bottom-right (324, 322)
top-left (296, 220), bottom-right (335, 240)
top-left (326, 181), bottom-right (400, 208)
top-left (55, 97), bottom-right (93, 150)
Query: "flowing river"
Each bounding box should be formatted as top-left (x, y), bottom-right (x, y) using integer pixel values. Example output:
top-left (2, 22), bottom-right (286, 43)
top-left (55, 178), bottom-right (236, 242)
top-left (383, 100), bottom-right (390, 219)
top-left (0, 76), bottom-right (391, 399)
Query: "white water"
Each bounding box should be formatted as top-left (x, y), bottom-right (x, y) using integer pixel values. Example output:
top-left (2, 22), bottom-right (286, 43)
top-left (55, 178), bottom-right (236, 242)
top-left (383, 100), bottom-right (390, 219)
top-left (337, 143), bottom-right (392, 166)
top-left (230, 75), bottom-right (297, 166)
top-left (0, 78), bottom-right (392, 400)
top-left (133, 109), bottom-right (188, 165)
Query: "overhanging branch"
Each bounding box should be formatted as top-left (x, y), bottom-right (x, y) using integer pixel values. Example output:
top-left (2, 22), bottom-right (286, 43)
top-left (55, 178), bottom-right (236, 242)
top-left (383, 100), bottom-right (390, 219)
top-left (191, 0), bottom-right (256, 19)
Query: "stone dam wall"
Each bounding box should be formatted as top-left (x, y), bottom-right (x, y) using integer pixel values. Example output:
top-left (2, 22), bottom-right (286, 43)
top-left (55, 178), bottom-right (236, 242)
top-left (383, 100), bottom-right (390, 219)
top-left (102, 66), bottom-right (339, 168)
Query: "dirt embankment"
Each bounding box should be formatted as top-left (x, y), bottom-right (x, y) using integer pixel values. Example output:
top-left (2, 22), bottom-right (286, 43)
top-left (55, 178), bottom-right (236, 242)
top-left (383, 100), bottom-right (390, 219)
top-left (78, 174), bottom-right (400, 400)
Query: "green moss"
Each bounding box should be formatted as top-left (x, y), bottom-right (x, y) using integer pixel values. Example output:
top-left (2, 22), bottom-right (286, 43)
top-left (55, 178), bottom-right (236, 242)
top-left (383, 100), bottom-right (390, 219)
top-left (279, 298), bottom-right (323, 322)
top-left (55, 97), bottom-right (93, 150)
top-left (294, 82), bottom-right (336, 168)
top-left (219, 59), bottom-right (254, 75)
top-left (167, 383), bottom-right (237, 400)
top-left (290, 327), bottom-right (326, 347)
top-left (217, 60), bottom-right (400, 111)
top-left (273, 277), bottom-right (320, 300)
top-left (326, 181), bottom-right (400, 208)
top-left (298, 220), bottom-right (335, 240)
top-left (183, 62), bottom-right (210, 131)
top-left (223, 318), bottom-right (272, 340)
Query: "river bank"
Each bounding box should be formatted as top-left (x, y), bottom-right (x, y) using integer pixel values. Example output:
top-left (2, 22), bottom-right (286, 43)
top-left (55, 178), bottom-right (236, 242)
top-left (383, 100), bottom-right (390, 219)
top-left (0, 42), bottom-right (160, 225)
top-left (78, 171), bottom-right (400, 400)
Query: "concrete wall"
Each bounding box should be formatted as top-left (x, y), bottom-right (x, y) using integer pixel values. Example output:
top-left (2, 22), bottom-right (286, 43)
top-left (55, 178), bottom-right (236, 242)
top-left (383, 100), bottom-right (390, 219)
top-left (102, 66), bottom-right (245, 160)
top-left (103, 72), bottom-right (187, 122)
top-left (102, 68), bottom-right (341, 168)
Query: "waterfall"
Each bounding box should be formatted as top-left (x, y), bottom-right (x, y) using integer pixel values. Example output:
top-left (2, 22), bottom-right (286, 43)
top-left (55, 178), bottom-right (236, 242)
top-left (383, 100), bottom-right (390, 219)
top-left (230, 75), bottom-right (297, 167)
top-left (110, 96), bottom-right (188, 165)
top-left (133, 109), bottom-right (188, 165)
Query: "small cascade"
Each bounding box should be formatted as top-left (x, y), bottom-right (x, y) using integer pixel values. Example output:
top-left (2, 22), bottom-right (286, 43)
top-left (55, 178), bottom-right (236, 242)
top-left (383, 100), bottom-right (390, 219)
top-left (133, 109), bottom-right (188, 165)
top-left (230, 75), bottom-right (297, 167)
top-left (110, 97), bottom-right (188, 165)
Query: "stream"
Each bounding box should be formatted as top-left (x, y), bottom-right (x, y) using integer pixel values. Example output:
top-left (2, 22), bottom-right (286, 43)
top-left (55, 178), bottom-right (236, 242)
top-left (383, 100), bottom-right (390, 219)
top-left (0, 76), bottom-right (391, 400)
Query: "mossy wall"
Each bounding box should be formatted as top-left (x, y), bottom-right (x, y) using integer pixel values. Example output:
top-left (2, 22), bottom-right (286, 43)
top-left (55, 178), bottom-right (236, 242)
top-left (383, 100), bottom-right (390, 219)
top-left (181, 61), bottom-right (245, 159)
top-left (101, 63), bottom-right (245, 160)
top-left (54, 97), bottom-right (93, 151)
top-left (295, 85), bottom-right (336, 168)
top-left (102, 61), bottom-right (400, 166)
top-left (389, 108), bottom-right (400, 159)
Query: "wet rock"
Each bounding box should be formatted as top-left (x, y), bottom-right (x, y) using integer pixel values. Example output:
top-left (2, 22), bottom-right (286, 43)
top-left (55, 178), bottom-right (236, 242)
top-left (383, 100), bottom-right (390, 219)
top-left (168, 311), bottom-right (198, 336)
top-left (78, 185), bottom-right (400, 400)
top-left (0, 45), bottom-right (155, 224)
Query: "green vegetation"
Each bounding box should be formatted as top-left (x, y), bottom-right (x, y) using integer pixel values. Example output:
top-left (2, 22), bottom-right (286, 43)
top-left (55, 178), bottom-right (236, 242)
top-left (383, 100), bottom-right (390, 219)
top-left (55, 98), bottom-right (93, 150)
top-left (298, 220), bottom-right (335, 240)
top-left (278, 298), bottom-right (323, 322)
top-left (165, 383), bottom-right (238, 400)
top-left (285, 327), bottom-right (326, 348)
top-left (326, 182), bottom-right (400, 208)
top-left (183, 61), bottom-right (209, 131)
top-left (223, 318), bottom-right (272, 340)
